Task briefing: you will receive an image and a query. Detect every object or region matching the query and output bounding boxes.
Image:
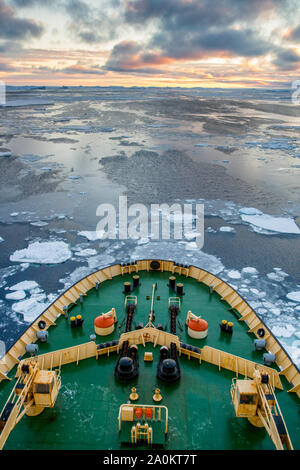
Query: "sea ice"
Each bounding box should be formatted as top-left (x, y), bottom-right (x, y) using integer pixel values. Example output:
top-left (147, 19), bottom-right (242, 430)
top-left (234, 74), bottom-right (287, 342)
top-left (239, 207), bottom-right (263, 216)
top-left (78, 231), bottom-right (105, 241)
top-left (227, 270), bottom-right (241, 279)
top-left (0, 151), bottom-right (12, 157)
top-left (241, 214), bottom-right (300, 234)
top-left (30, 221), bottom-right (49, 227)
top-left (0, 237), bottom-right (3, 243)
top-left (286, 291), bottom-right (300, 302)
top-left (10, 241), bottom-right (72, 264)
top-left (219, 226), bottom-right (236, 233)
top-left (75, 248), bottom-right (97, 257)
top-left (137, 238), bottom-right (149, 245)
top-left (184, 231), bottom-right (200, 240)
top-left (5, 290), bottom-right (26, 301)
top-left (132, 241), bottom-right (224, 274)
top-left (185, 242), bottom-right (198, 250)
top-left (68, 175), bottom-right (82, 180)
top-left (267, 271), bottom-right (288, 282)
top-left (87, 254), bottom-right (116, 269)
top-left (270, 307), bottom-right (281, 316)
top-left (59, 266), bottom-right (94, 289)
top-left (242, 267), bottom-right (258, 275)
top-left (271, 324), bottom-right (296, 339)
top-left (9, 280), bottom-right (39, 291)
top-left (12, 298), bottom-right (47, 323)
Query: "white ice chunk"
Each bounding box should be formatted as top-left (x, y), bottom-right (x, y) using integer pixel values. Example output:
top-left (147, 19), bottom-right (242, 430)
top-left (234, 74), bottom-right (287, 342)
top-left (137, 238), bottom-right (149, 245)
top-left (30, 221), bottom-right (49, 227)
top-left (10, 241), bottom-right (72, 264)
top-left (286, 291), bottom-right (300, 302)
top-left (185, 242), bottom-right (198, 250)
top-left (241, 214), bottom-right (300, 234)
top-left (78, 230), bottom-right (105, 241)
top-left (5, 290), bottom-right (26, 300)
top-left (267, 271), bottom-right (288, 282)
top-left (219, 226), bottom-right (236, 233)
top-left (242, 267), bottom-right (258, 275)
top-left (0, 237), bottom-right (3, 243)
top-left (184, 231), bottom-right (200, 240)
top-left (12, 298), bottom-right (47, 322)
top-left (270, 307), bottom-right (281, 316)
top-left (271, 324), bottom-right (296, 338)
top-left (87, 254), bottom-right (116, 269)
top-left (9, 280), bottom-right (39, 291)
top-left (227, 270), bottom-right (241, 279)
top-left (74, 248), bottom-right (97, 257)
top-left (239, 207), bottom-right (263, 216)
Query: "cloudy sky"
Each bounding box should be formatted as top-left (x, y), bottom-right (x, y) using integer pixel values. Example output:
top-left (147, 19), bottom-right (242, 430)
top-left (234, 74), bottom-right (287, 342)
top-left (1, 0), bottom-right (300, 87)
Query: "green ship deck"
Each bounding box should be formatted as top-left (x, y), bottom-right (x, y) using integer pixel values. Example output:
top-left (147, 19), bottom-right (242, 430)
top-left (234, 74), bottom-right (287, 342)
top-left (0, 260), bottom-right (299, 450)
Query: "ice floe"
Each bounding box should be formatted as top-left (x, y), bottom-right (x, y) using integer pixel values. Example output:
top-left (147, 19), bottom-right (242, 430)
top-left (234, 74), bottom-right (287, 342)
top-left (240, 214), bottom-right (300, 234)
top-left (267, 270), bottom-right (289, 282)
top-left (185, 242), bottom-right (198, 250)
top-left (184, 231), bottom-right (200, 240)
top-left (131, 241), bottom-right (224, 275)
top-left (219, 226), bottom-right (236, 233)
top-left (137, 237), bottom-right (149, 245)
top-left (78, 230), bottom-right (105, 241)
top-left (10, 241), bottom-right (72, 264)
top-left (74, 248), bottom-right (97, 257)
top-left (271, 324), bottom-right (296, 339)
top-left (9, 280), bottom-right (39, 291)
top-left (242, 267), bottom-right (258, 275)
top-left (286, 291), bottom-right (300, 302)
top-left (5, 291), bottom-right (26, 301)
top-left (11, 298), bottom-right (47, 323)
top-left (87, 254), bottom-right (115, 269)
top-left (227, 270), bottom-right (242, 279)
top-left (239, 207), bottom-right (263, 216)
top-left (30, 221), bottom-right (49, 227)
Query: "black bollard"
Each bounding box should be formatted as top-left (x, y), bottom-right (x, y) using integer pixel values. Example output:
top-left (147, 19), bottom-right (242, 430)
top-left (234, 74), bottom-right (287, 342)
top-left (132, 275), bottom-right (140, 289)
top-left (168, 276), bottom-right (176, 290)
top-left (123, 281), bottom-right (131, 294)
top-left (176, 283), bottom-right (184, 296)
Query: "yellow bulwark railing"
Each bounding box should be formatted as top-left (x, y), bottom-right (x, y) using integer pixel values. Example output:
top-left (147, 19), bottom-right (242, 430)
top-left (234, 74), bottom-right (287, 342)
top-left (0, 260), bottom-right (298, 397)
top-left (16, 341), bottom-right (97, 375)
top-left (15, 338), bottom-right (283, 391)
top-left (202, 346), bottom-right (282, 389)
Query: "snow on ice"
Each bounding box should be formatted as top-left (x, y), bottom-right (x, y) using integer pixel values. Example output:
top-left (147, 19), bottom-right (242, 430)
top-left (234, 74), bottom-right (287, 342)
top-left (241, 213), bottom-right (300, 234)
top-left (10, 241), bottom-right (72, 264)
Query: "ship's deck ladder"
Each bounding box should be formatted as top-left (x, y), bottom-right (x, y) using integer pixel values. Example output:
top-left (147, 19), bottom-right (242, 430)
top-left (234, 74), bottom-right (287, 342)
top-left (256, 381), bottom-right (293, 450)
top-left (0, 362), bottom-right (39, 450)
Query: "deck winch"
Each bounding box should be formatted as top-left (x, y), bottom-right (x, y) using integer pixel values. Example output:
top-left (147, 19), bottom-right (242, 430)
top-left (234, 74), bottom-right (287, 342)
top-left (115, 301), bottom-right (139, 381)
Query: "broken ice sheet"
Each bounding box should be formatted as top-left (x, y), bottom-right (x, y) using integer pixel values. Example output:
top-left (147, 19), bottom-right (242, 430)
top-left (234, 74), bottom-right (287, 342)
top-left (10, 241), bottom-right (72, 264)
